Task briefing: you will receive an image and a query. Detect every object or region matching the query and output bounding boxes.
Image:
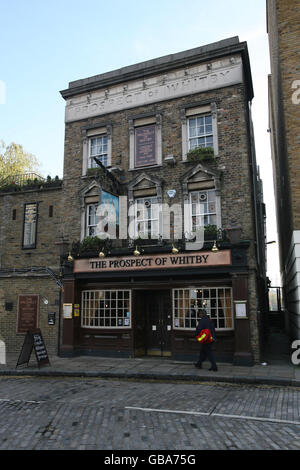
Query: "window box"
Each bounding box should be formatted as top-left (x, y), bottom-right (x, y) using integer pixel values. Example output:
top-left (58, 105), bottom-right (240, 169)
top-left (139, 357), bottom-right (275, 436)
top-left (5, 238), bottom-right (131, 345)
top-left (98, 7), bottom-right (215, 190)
top-left (186, 146), bottom-right (215, 163)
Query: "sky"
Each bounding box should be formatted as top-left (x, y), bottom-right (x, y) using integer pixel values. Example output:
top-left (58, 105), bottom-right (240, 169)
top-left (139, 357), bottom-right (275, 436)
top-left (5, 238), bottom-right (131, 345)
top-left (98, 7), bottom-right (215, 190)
top-left (0, 0), bottom-right (281, 285)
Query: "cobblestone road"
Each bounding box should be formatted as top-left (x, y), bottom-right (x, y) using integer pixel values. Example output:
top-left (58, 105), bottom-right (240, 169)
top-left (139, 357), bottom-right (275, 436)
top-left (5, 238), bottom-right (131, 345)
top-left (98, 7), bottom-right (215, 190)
top-left (0, 376), bottom-right (299, 450)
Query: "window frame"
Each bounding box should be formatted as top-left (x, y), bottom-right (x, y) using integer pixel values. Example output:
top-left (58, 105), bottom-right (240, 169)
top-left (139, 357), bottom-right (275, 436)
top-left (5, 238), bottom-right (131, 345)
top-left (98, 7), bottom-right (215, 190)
top-left (88, 134), bottom-right (108, 168)
top-left (22, 202), bottom-right (38, 249)
top-left (82, 125), bottom-right (112, 176)
top-left (172, 287), bottom-right (234, 331)
top-left (187, 114), bottom-right (213, 151)
top-left (86, 203), bottom-right (98, 237)
top-left (134, 196), bottom-right (160, 239)
top-left (81, 289), bottom-right (132, 329)
top-left (181, 103), bottom-right (218, 161)
top-left (189, 189), bottom-right (217, 232)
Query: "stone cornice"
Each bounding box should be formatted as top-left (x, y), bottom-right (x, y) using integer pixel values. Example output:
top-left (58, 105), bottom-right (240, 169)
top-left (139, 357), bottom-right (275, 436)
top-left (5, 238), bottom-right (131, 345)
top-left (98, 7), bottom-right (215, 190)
top-left (60, 37), bottom-right (253, 102)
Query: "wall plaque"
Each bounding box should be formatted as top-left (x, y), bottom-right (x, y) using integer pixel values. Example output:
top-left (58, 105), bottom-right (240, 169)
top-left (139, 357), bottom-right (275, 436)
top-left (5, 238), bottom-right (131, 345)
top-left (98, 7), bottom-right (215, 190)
top-left (135, 125), bottom-right (156, 167)
top-left (17, 295), bottom-right (39, 334)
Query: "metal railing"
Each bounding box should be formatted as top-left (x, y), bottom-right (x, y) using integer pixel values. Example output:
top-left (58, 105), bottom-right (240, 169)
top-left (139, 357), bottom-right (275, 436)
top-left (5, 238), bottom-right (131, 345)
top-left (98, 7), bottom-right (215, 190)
top-left (0, 173), bottom-right (45, 187)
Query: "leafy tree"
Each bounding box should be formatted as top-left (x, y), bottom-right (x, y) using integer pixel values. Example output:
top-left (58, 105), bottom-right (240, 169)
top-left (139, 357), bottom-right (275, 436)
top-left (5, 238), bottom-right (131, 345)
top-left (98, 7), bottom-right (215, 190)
top-left (0, 141), bottom-right (40, 180)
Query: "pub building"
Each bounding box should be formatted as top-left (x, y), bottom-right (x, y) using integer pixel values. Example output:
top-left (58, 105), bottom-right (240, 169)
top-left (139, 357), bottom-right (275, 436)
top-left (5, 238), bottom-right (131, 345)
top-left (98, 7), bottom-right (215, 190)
top-left (57, 36), bottom-right (267, 366)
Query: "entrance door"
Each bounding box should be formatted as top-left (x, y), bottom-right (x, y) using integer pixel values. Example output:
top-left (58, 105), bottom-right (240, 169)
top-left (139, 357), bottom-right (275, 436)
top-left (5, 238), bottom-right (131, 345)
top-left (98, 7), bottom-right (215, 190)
top-left (145, 290), bottom-right (172, 357)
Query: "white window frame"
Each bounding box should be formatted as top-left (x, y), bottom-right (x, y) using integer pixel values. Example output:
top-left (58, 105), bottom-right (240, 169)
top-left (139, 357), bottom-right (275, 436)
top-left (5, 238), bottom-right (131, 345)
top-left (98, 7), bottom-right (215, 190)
top-left (172, 287), bottom-right (234, 331)
top-left (82, 126), bottom-right (112, 176)
top-left (81, 290), bottom-right (132, 329)
top-left (189, 189), bottom-right (217, 232)
top-left (188, 114), bottom-right (213, 150)
top-left (134, 196), bottom-right (160, 239)
top-left (181, 103), bottom-right (218, 161)
top-left (88, 134), bottom-right (108, 168)
top-left (86, 203), bottom-right (98, 237)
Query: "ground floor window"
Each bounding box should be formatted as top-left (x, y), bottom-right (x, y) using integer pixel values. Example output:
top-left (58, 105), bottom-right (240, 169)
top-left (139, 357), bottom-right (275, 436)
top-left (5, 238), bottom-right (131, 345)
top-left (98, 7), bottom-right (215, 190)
top-left (173, 287), bottom-right (233, 330)
top-left (81, 290), bottom-right (131, 328)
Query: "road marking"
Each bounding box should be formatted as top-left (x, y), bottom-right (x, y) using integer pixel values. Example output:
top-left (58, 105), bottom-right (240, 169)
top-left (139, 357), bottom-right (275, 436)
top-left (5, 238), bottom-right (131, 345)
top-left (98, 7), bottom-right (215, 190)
top-left (125, 406), bottom-right (210, 416)
top-left (213, 413), bottom-right (300, 426)
top-left (125, 406), bottom-right (300, 426)
top-left (0, 398), bottom-right (43, 404)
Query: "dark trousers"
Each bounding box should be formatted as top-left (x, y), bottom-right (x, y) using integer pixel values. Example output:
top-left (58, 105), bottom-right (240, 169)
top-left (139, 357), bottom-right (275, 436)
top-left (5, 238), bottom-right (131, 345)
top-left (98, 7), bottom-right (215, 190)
top-left (197, 343), bottom-right (217, 369)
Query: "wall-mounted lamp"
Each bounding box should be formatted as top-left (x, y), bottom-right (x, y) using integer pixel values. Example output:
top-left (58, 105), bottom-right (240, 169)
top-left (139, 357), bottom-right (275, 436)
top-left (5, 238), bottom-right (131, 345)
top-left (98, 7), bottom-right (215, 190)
top-left (133, 246), bottom-right (141, 257)
top-left (211, 240), bottom-right (219, 253)
top-left (171, 245), bottom-right (179, 254)
top-left (67, 252), bottom-right (74, 262)
top-left (98, 251), bottom-right (105, 258)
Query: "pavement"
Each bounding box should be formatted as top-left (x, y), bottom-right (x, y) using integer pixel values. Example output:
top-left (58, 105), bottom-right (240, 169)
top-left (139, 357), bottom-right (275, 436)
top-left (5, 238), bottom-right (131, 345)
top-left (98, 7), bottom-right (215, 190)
top-left (0, 351), bottom-right (299, 387)
top-left (0, 330), bottom-right (299, 387)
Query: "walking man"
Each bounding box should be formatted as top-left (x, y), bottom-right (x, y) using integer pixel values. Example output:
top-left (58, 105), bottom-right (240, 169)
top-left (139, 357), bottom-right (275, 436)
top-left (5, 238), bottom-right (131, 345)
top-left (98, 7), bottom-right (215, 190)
top-left (194, 309), bottom-right (218, 371)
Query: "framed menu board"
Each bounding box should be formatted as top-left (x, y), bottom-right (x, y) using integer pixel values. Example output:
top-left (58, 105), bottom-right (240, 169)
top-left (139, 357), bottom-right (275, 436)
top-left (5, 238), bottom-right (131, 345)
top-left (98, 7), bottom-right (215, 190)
top-left (135, 125), bottom-right (156, 167)
top-left (17, 295), bottom-right (39, 334)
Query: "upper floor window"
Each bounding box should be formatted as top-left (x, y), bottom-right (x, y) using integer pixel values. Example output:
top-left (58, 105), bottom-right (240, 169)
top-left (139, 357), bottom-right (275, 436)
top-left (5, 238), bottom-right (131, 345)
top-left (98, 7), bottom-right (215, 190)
top-left (82, 125), bottom-right (112, 176)
top-left (188, 114), bottom-right (213, 150)
top-left (22, 202), bottom-right (38, 249)
top-left (181, 103), bottom-right (218, 161)
top-left (135, 196), bottom-right (160, 239)
top-left (190, 189), bottom-right (217, 230)
top-left (89, 135), bottom-right (108, 168)
top-left (86, 203), bottom-right (98, 237)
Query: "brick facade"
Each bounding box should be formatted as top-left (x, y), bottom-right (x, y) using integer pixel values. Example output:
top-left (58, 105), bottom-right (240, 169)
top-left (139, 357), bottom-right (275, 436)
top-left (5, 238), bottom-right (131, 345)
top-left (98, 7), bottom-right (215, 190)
top-left (0, 185), bottom-right (63, 355)
top-left (267, 0), bottom-right (300, 339)
top-left (0, 37), bottom-right (267, 364)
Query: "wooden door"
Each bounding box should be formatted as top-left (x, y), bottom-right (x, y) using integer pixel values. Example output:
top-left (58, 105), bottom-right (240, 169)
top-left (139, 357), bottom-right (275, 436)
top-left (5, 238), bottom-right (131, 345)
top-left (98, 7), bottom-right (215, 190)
top-left (146, 290), bottom-right (171, 356)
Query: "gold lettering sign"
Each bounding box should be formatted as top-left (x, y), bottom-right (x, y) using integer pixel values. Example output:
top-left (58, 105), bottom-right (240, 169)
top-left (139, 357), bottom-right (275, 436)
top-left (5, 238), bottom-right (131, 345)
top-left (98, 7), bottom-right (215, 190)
top-left (74, 250), bottom-right (231, 273)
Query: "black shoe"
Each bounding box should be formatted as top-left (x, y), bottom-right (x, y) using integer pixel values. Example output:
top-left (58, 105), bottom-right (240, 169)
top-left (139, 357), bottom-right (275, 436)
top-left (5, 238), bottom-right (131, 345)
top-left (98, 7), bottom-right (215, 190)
top-left (209, 367), bottom-right (218, 371)
top-left (194, 363), bottom-right (202, 369)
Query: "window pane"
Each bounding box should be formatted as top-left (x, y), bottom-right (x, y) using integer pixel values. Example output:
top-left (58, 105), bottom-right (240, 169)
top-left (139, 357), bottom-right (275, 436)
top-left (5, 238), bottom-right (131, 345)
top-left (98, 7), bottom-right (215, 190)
top-left (89, 135), bottom-right (108, 167)
top-left (173, 287), bottom-right (233, 331)
top-left (81, 290), bottom-right (131, 328)
top-left (23, 203), bottom-right (37, 248)
top-left (188, 114), bottom-right (214, 150)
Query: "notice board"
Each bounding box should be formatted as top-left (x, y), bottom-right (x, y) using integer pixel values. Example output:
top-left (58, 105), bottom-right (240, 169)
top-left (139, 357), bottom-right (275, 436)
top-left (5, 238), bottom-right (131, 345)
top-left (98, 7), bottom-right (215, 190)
top-left (17, 295), bottom-right (39, 334)
top-left (16, 329), bottom-right (50, 368)
top-left (135, 125), bottom-right (156, 167)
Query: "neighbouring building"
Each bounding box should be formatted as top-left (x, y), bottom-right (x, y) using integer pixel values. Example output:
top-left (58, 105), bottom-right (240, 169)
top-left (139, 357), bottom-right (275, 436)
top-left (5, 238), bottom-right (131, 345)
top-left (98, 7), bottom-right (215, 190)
top-left (267, 0), bottom-right (300, 340)
top-left (0, 37), bottom-right (267, 365)
top-left (58, 36), bottom-right (267, 365)
top-left (0, 174), bottom-right (63, 356)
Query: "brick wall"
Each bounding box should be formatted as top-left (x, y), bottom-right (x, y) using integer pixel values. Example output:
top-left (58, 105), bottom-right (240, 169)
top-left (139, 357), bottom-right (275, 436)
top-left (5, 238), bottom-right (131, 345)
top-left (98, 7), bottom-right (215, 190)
top-left (0, 186), bottom-right (62, 354)
top-left (62, 84), bottom-right (256, 248)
